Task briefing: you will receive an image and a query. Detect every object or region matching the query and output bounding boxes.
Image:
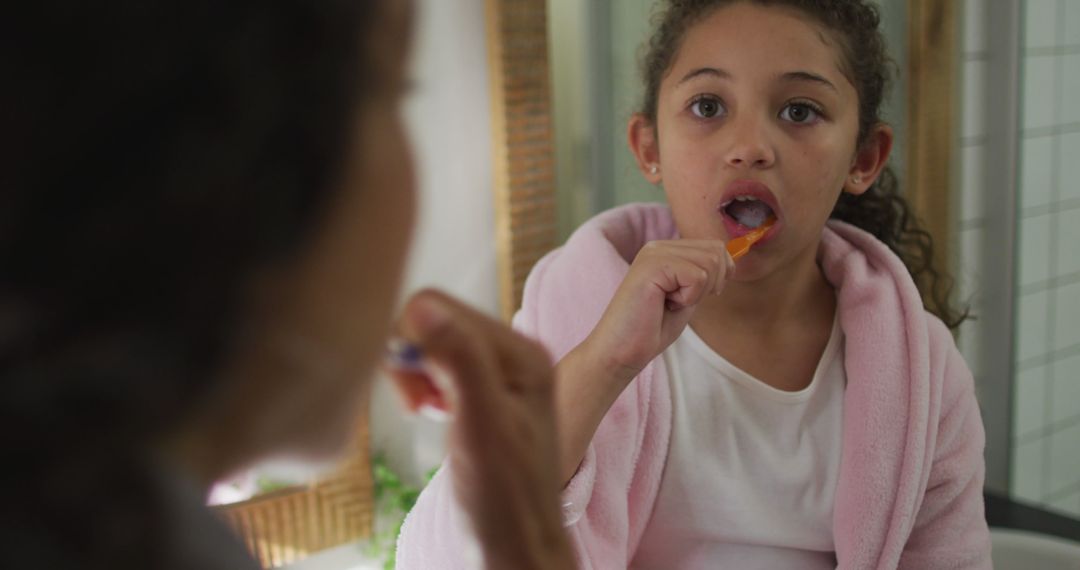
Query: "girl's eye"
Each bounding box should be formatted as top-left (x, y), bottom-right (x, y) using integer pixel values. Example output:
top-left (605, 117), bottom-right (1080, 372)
top-left (780, 102), bottom-right (822, 124)
top-left (690, 96), bottom-right (724, 119)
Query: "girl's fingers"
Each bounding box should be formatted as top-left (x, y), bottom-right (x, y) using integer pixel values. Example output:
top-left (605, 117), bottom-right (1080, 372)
top-left (644, 240), bottom-right (730, 296)
top-left (654, 257), bottom-right (712, 309)
top-left (637, 244), bottom-right (728, 308)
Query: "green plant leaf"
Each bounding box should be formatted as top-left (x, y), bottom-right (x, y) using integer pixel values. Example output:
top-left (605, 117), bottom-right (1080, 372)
top-left (369, 456), bottom-right (440, 567)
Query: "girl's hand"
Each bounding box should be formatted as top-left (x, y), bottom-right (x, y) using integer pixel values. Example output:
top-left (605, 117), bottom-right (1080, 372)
top-left (583, 239), bottom-right (734, 382)
top-left (388, 289), bottom-right (575, 570)
top-left (551, 239), bottom-right (732, 483)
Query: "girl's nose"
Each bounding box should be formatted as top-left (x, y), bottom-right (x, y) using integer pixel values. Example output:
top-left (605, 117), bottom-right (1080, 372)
top-left (724, 119), bottom-right (776, 169)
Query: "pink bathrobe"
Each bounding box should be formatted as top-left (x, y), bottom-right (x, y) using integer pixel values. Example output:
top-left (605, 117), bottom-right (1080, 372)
top-left (396, 203), bottom-right (992, 569)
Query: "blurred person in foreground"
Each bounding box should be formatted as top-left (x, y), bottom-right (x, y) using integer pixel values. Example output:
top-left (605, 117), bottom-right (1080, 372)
top-left (0, 1), bottom-right (573, 568)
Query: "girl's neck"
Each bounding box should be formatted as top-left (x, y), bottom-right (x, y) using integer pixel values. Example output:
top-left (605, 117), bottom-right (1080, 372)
top-left (695, 238), bottom-right (834, 334)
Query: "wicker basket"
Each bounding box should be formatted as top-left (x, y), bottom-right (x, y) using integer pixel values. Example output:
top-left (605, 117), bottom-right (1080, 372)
top-left (214, 416), bottom-right (374, 568)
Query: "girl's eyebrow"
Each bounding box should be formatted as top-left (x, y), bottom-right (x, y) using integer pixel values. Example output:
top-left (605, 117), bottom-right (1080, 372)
top-left (677, 67), bottom-right (732, 85)
top-left (676, 67), bottom-right (838, 94)
top-left (780, 71), bottom-right (838, 93)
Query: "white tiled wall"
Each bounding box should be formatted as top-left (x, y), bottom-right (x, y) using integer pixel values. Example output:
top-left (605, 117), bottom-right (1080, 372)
top-left (1022, 56), bottom-right (1057, 130)
top-left (1018, 215), bottom-right (1052, 286)
top-left (959, 0), bottom-right (1080, 514)
top-left (1053, 282), bottom-right (1080, 351)
top-left (1014, 365), bottom-right (1047, 437)
top-left (1052, 354), bottom-right (1080, 424)
top-left (1012, 438), bottom-right (1045, 500)
top-left (1061, 132), bottom-right (1080, 201)
top-left (1015, 290), bottom-right (1050, 363)
top-left (1068, 2), bottom-right (1080, 45)
top-left (1025, 0), bottom-right (1059, 49)
top-left (992, 0), bottom-right (1080, 511)
top-left (1019, 136), bottom-right (1054, 209)
top-left (1049, 422), bottom-right (1080, 502)
top-left (1057, 208), bottom-right (1080, 275)
top-left (1061, 54), bottom-right (1080, 124)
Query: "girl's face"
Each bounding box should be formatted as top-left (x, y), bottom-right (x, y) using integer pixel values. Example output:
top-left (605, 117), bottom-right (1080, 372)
top-left (634, 3), bottom-right (888, 282)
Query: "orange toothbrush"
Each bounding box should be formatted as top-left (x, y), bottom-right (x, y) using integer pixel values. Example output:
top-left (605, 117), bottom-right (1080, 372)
top-left (726, 217), bottom-right (776, 260)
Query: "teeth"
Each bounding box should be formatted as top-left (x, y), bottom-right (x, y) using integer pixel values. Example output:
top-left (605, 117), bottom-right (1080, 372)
top-left (720, 195), bottom-right (765, 209)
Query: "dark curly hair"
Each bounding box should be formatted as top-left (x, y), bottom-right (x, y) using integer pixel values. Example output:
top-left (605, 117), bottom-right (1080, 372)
top-left (0, 0), bottom-right (380, 567)
top-left (639, 0), bottom-right (967, 328)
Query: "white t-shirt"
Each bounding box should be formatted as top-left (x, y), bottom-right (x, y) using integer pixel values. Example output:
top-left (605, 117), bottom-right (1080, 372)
top-left (631, 315), bottom-right (846, 570)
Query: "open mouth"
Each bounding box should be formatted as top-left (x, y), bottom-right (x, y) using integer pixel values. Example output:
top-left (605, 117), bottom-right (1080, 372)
top-left (722, 195), bottom-right (775, 229)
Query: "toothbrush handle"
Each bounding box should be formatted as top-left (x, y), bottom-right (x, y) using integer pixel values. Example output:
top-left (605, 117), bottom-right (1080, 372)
top-left (726, 218), bottom-right (775, 260)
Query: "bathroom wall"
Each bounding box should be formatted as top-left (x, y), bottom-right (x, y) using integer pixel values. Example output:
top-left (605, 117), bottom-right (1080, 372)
top-left (548, 0), bottom-right (594, 240)
top-left (1010, 0), bottom-right (1080, 518)
top-left (548, 0), bottom-right (661, 242)
top-left (958, 0), bottom-right (1080, 518)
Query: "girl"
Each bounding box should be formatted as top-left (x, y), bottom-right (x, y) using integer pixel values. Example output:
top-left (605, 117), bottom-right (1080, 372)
top-left (398, 0), bottom-right (992, 568)
top-left (1, 1), bottom-right (573, 568)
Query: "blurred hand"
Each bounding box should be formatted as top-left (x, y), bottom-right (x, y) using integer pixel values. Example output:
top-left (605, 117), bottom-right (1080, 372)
top-left (388, 289), bottom-right (574, 570)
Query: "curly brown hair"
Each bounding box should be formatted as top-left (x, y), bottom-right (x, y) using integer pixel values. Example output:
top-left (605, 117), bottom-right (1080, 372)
top-left (639, 0), bottom-right (968, 328)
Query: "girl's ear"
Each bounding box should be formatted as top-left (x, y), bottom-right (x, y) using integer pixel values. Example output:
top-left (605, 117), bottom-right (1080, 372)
top-left (628, 113), bottom-right (662, 184)
top-left (846, 123), bottom-right (894, 196)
